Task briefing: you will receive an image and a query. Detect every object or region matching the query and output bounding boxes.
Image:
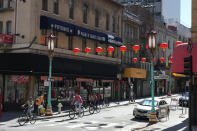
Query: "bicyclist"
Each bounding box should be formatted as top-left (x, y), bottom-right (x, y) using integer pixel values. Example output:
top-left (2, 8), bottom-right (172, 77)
top-left (22, 97), bottom-right (34, 117)
top-left (72, 92), bottom-right (83, 117)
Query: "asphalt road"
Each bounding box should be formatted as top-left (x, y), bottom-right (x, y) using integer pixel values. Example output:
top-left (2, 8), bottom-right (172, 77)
top-left (0, 95), bottom-right (189, 131)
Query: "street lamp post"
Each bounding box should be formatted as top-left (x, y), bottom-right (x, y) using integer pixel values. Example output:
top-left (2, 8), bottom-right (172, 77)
top-left (45, 33), bottom-right (55, 116)
top-left (147, 30), bottom-right (158, 123)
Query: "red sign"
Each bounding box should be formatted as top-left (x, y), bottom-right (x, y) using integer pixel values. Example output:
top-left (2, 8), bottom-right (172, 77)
top-left (0, 34), bottom-right (13, 44)
top-left (172, 43), bottom-right (197, 73)
top-left (10, 75), bottom-right (29, 83)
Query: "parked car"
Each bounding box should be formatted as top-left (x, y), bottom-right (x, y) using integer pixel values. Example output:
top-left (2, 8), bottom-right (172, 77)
top-left (133, 99), bottom-right (169, 119)
top-left (179, 92), bottom-right (189, 107)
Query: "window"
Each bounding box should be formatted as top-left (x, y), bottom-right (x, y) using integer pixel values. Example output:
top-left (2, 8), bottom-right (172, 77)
top-left (83, 4), bottom-right (88, 24)
top-left (42, 0), bottom-right (48, 11)
top-left (54, 0), bottom-right (59, 14)
top-left (0, 0), bottom-right (3, 8)
top-left (68, 35), bottom-right (73, 50)
top-left (6, 21), bottom-right (12, 35)
top-left (106, 13), bottom-right (109, 31)
top-left (69, 0), bottom-right (74, 19)
top-left (82, 38), bottom-right (86, 51)
top-left (0, 22), bottom-right (3, 34)
top-left (112, 16), bottom-right (115, 33)
top-left (95, 9), bottom-right (99, 27)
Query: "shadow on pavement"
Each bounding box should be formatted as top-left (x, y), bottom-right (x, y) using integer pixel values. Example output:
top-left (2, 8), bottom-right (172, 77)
top-left (0, 112), bottom-right (21, 122)
top-left (162, 118), bottom-right (188, 131)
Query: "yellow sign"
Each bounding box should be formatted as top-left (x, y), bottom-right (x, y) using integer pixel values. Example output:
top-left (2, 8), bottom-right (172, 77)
top-left (122, 68), bottom-right (146, 79)
top-left (172, 73), bottom-right (186, 77)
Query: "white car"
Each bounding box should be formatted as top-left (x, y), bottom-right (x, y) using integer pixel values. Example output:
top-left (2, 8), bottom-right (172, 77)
top-left (133, 99), bottom-right (169, 119)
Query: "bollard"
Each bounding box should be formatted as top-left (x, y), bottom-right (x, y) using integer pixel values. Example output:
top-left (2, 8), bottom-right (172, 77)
top-left (57, 103), bottom-right (63, 114)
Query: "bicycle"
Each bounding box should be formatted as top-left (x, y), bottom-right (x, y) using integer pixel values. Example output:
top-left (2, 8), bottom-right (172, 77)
top-left (89, 102), bottom-right (101, 114)
top-left (68, 104), bottom-right (85, 119)
top-left (17, 106), bottom-right (36, 126)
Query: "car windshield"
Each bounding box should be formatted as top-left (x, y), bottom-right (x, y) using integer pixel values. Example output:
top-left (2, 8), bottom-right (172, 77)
top-left (140, 100), bottom-right (158, 107)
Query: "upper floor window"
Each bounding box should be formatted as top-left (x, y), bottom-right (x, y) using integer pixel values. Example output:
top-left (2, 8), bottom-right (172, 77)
top-left (0, 22), bottom-right (3, 34)
top-left (68, 35), bottom-right (73, 50)
top-left (0, 0), bottom-right (3, 8)
top-left (42, 0), bottom-right (48, 11)
top-left (106, 13), bottom-right (109, 31)
top-left (54, 0), bottom-right (59, 14)
top-left (112, 16), bottom-right (116, 33)
top-left (69, 0), bottom-right (74, 19)
top-left (6, 21), bottom-right (12, 35)
top-left (82, 38), bottom-right (86, 51)
top-left (95, 9), bottom-right (99, 27)
top-left (83, 4), bottom-right (88, 24)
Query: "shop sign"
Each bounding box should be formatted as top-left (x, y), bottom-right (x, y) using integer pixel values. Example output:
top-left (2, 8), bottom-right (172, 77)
top-left (107, 35), bottom-right (123, 46)
top-left (40, 16), bottom-right (74, 35)
top-left (40, 76), bottom-right (63, 81)
top-left (75, 26), bottom-right (106, 43)
top-left (154, 75), bottom-right (169, 80)
top-left (44, 80), bottom-right (49, 87)
top-left (0, 34), bottom-right (13, 44)
top-left (101, 80), bottom-right (114, 83)
top-left (10, 75), bottom-right (29, 82)
top-left (76, 78), bottom-right (93, 83)
top-left (122, 68), bottom-right (146, 79)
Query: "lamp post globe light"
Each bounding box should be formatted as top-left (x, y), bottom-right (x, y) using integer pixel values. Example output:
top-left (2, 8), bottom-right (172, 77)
top-left (45, 33), bottom-right (55, 116)
top-left (147, 30), bottom-right (158, 123)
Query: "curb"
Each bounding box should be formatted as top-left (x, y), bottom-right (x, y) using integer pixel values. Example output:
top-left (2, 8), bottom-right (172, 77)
top-left (35, 102), bottom-right (135, 120)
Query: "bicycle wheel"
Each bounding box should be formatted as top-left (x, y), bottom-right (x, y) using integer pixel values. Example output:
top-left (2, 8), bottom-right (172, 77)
top-left (96, 105), bottom-right (101, 113)
top-left (89, 105), bottom-right (94, 114)
top-left (69, 109), bottom-right (75, 119)
top-left (30, 113), bottom-right (36, 124)
top-left (18, 114), bottom-right (27, 126)
top-left (80, 107), bottom-right (85, 117)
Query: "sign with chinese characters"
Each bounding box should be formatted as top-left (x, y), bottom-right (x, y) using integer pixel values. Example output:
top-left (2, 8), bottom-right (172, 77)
top-left (10, 75), bottom-right (29, 82)
top-left (0, 34), bottom-right (13, 44)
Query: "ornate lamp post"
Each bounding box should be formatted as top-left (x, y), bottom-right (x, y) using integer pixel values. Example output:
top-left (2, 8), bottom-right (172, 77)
top-left (168, 57), bottom-right (173, 96)
top-left (45, 33), bottom-right (56, 116)
top-left (147, 30), bottom-right (158, 123)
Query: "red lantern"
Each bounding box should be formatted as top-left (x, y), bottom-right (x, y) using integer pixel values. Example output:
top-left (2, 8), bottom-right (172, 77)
top-left (84, 47), bottom-right (91, 55)
top-left (146, 44), bottom-right (148, 49)
top-left (95, 47), bottom-right (103, 55)
top-left (169, 57), bottom-right (173, 63)
top-left (141, 58), bottom-right (146, 63)
top-left (73, 48), bottom-right (80, 55)
top-left (119, 45), bottom-right (127, 54)
top-left (150, 58), bottom-right (155, 62)
top-left (132, 58), bottom-right (138, 63)
top-left (175, 41), bottom-right (182, 47)
top-left (107, 46), bottom-right (114, 56)
top-left (132, 45), bottom-right (140, 54)
top-left (160, 43), bottom-right (168, 52)
top-left (41, 36), bottom-right (45, 44)
top-left (159, 57), bottom-right (165, 63)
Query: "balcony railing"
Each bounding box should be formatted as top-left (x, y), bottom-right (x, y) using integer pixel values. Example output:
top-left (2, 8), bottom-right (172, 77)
top-left (0, 0), bottom-right (14, 12)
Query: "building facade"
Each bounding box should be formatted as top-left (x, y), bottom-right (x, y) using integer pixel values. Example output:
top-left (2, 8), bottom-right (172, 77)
top-left (0, 0), bottom-right (125, 111)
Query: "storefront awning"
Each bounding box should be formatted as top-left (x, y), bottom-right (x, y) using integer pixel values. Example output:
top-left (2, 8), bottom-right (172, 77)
top-left (122, 68), bottom-right (146, 79)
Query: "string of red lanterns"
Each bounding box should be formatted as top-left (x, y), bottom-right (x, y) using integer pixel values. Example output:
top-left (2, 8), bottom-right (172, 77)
top-left (132, 45), bottom-right (140, 54)
top-left (84, 47), bottom-right (91, 55)
top-left (174, 41), bottom-right (182, 47)
top-left (107, 46), bottom-right (114, 56)
top-left (168, 57), bottom-right (173, 63)
top-left (141, 58), bottom-right (146, 63)
top-left (95, 47), bottom-right (103, 55)
top-left (132, 58), bottom-right (138, 63)
top-left (159, 57), bottom-right (165, 63)
top-left (119, 45), bottom-right (127, 55)
top-left (160, 43), bottom-right (168, 52)
top-left (73, 48), bottom-right (80, 55)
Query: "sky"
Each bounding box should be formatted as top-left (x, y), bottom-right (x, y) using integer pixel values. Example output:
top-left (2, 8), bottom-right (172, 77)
top-left (181, 0), bottom-right (191, 28)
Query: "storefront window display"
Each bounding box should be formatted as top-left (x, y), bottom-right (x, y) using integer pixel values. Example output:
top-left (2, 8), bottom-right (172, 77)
top-left (3, 75), bottom-right (29, 111)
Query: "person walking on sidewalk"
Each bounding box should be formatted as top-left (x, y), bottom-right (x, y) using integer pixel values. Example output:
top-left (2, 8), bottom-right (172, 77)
top-left (72, 92), bottom-right (83, 117)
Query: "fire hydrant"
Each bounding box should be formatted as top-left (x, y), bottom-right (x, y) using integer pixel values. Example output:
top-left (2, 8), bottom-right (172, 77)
top-left (57, 103), bottom-right (63, 114)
